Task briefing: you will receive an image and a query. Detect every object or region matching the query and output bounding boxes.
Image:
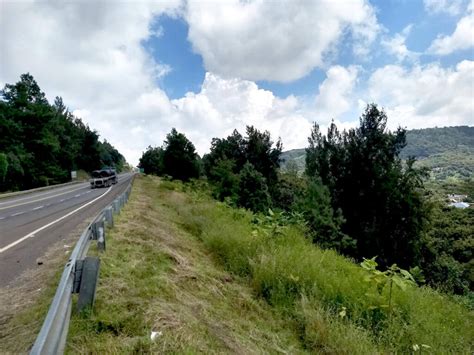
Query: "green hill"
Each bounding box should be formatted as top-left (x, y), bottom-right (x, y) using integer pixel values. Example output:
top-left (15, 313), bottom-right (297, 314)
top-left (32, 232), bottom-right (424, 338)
top-left (280, 126), bottom-right (474, 180)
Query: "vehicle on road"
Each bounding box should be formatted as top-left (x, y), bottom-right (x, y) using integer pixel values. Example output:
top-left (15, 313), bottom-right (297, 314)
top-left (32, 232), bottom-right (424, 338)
top-left (90, 168), bottom-right (117, 188)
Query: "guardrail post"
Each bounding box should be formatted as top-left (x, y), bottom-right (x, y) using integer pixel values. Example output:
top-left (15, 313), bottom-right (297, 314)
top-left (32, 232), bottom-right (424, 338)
top-left (97, 225), bottom-right (106, 252)
top-left (91, 220), bottom-right (101, 240)
top-left (76, 257), bottom-right (100, 312)
top-left (91, 220), bottom-right (106, 252)
top-left (113, 199), bottom-right (120, 214)
top-left (105, 206), bottom-right (114, 227)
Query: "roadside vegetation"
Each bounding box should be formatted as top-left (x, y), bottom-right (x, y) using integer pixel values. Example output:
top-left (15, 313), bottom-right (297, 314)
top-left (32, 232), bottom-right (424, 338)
top-left (67, 175), bottom-right (306, 353)
top-left (0, 74), bottom-right (125, 192)
top-left (68, 175), bottom-right (473, 353)
top-left (140, 105), bottom-right (473, 299)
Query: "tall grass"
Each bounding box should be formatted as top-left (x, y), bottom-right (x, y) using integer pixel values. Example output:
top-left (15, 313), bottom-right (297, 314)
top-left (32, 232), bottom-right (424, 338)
top-left (67, 175), bottom-right (307, 353)
top-left (164, 179), bottom-right (474, 354)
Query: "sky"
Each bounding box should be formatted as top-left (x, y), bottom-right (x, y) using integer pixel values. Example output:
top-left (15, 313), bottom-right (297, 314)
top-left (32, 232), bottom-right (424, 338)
top-left (0, 0), bottom-right (473, 166)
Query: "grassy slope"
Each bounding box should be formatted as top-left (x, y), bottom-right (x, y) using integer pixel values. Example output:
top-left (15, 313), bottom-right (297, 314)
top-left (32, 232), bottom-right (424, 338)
top-left (68, 175), bottom-right (473, 354)
top-left (67, 175), bottom-right (305, 353)
top-left (156, 178), bottom-right (473, 353)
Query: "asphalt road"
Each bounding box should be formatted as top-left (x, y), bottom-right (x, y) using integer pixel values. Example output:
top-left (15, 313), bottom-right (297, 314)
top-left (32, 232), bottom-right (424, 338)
top-left (0, 173), bottom-right (134, 287)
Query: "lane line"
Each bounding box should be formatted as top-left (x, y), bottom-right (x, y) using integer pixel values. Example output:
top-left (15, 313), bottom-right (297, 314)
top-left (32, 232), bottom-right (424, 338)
top-left (32, 205), bottom-right (44, 210)
top-left (0, 183), bottom-right (87, 205)
top-left (0, 186), bottom-right (113, 254)
top-left (0, 185), bottom-right (88, 211)
top-left (11, 211), bottom-right (25, 217)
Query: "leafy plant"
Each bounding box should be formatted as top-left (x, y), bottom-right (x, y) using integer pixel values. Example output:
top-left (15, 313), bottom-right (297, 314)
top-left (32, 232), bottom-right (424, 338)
top-left (360, 257), bottom-right (416, 323)
top-left (251, 208), bottom-right (307, 238)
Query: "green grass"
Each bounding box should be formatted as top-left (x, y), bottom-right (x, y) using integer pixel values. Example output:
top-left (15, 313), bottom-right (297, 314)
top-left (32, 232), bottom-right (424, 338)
top-left (164, 177), bottom-right (474, 354)
top-left (0, 269), bottom-right (62, 353)
top-left (66, 175), bottom-right (306, 353)
top-left (6, 175), bottom-right (471, 353)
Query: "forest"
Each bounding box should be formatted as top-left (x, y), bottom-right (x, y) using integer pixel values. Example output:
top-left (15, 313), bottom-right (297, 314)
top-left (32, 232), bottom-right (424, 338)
top-left (140, 105), bottom-right (473, 299)
top-left (0, 74), bottom-right (125, 192)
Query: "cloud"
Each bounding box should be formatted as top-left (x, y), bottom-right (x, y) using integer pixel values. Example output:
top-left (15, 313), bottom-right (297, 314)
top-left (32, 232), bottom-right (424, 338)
top-left (381, 25), bottom-right (419, 62)
top-left (428, 5), bottom-right (474, 55)
top-left (423, 0), bottom-right (464, 15)
top-left (366, 60), bottom-right (474, 129)
top-left (314, 65), bottom-right (359, 122)
top-left (1, 0), bottom-right (181, 166)
top-left (1, 1), bottom-right (471, 167)
top-left (185, 0), bottom-right (380, 82)
top-left (170, 72), bottom-right (313, 154)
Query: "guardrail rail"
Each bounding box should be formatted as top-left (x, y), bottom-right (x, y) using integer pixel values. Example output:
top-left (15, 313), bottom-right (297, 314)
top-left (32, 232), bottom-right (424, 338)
top-left (30, 176), bottom-right (135, 354)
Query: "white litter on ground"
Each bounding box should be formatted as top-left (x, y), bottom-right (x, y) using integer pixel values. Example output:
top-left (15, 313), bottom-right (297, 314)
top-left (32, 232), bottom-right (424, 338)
top-left (150, 331), bottom-right (162, 341)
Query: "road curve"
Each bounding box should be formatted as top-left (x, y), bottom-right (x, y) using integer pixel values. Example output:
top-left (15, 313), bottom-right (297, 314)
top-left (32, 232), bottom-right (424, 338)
top-left (0, 173), bottom-right (134, 287)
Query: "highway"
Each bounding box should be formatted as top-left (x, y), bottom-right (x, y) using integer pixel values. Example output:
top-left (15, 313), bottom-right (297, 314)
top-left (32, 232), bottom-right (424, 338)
top-left (0, 173), bottom-right (134, 287)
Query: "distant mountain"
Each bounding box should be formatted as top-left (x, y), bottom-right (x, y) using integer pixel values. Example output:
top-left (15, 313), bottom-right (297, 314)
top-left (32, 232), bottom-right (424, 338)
top-left (280, 126), bottom-right (474, 180)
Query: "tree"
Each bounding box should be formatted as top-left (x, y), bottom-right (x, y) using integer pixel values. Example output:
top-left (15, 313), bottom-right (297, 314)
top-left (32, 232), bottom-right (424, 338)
top-left (237, 162), bottom-right (271, 213)
top-left (0, 74), bottom-right (125, 191)
top-left (305, 104), bottom-right (429, 268)
top-left (0, 153), bottom-right (7, 182)
top-left (204, 126), bottom-right (282, 211)
top-left (208, 158), bottom-right (240, 202)
top-left (299, 177), bottom-right (354, 252)
top-left (203, 129), bottom-right (247, 183)
top-left (162, 128), bottom-right (201, 181)
top-left (138, 146), bottom-right (164, 175)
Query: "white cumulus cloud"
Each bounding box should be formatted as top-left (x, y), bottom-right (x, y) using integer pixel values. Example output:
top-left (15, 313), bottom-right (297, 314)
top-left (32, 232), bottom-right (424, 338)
top-left (381, 25), bottom-right (419, 62)
top-left (1, 1), bottom-right (471, 167)
top-left (423, 0), bottom-right (464, 15)
top-left (366, 60), bottom-right (474, 129)
top-left (170, 72), bottom-right (313, 155)
top-left (1, 0), bottom-right (181, 166)
top-left (185, 0), bottom-right (380, 82)
top-left (428, 4), bottom-right (474, 55)
top-left (314, 65), bottom-right (359, 122)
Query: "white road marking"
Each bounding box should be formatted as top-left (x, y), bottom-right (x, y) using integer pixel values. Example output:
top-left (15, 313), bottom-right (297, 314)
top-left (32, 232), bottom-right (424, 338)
top-left (0, 186), bottom-right (113, 254)
top-left (0, 183), bottom-right (87, 206)
top-left (32, 205), bottom-right (44, 210)
top-left (74, 194), bottom-right (81, 197)
top-left (0, 217), bottom-right (5, 220)
top-left (0, 185), bottom-right (87, 211)
top-left (11, 211), bottom-right (25, 217)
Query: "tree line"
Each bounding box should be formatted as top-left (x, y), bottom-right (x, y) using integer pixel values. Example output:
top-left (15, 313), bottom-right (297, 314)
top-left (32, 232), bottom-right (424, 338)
top-left (139, 104), bottom-right (472, 296)
top-left (0, 74), bottom-right (125, 192)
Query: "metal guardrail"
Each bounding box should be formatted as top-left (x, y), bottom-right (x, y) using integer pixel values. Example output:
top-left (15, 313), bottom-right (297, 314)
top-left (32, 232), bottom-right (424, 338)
top-left (30, 176), bottom-right (134, 354)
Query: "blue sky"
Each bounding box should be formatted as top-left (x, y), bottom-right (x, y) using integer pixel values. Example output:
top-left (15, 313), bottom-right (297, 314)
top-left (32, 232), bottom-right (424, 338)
top-left (1, 0), bottom-right (473, 165)
top-left (145, 0), bottom-right (472, 100)
top-left (143, 15), bottom-right (205, 98)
